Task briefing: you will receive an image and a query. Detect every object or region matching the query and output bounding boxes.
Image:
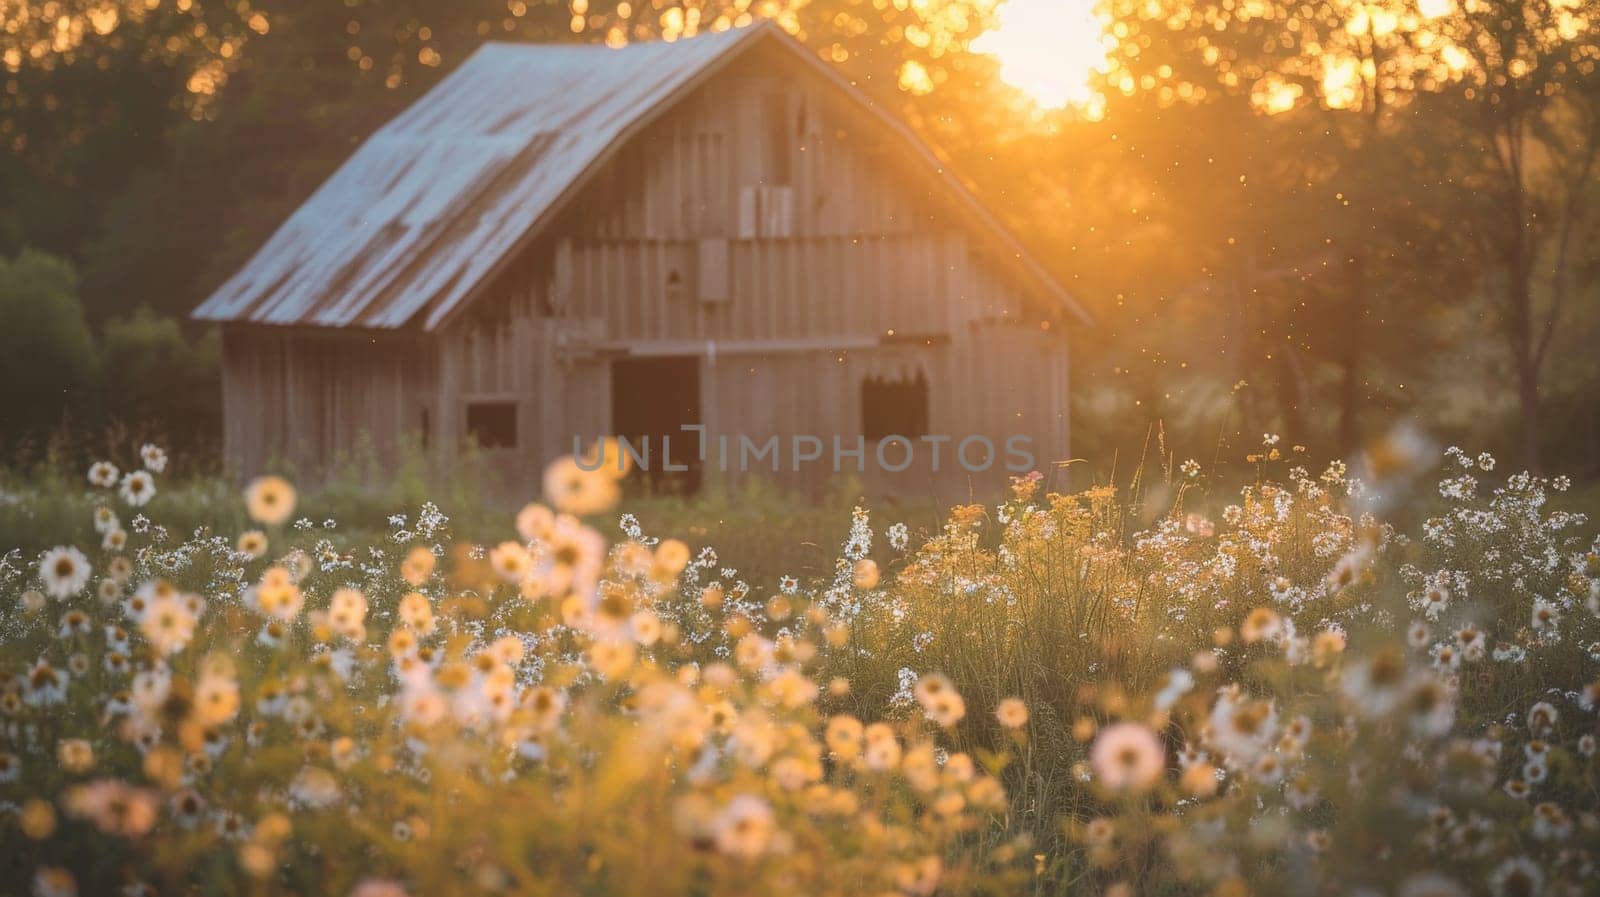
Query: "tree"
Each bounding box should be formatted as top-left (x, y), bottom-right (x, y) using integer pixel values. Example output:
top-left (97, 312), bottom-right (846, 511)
top-left (1429, 0), bottom-right (1600, 469)
top-left (0, 250), bottom-right (97, 438)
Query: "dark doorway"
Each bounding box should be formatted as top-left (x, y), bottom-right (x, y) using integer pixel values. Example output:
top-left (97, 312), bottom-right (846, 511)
top-left (611, 356), bottom-right (702, 494)
top-left (862, 372), bottom-right (929, 441)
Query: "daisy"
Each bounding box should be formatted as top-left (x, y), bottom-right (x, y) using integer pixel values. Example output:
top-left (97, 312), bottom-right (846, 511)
top-left (542, 455), bottom-right (620, 517)
top-left (710, 794), bottom-right (776, 858)
top-left (57, 738), bottom-right (94, 773)
top-left (39, 546), bottom-right (91, 599)
top-left (1207, 686), bottom-right (1279, 765)
top-left (57, 609), bottom-right (92, 638)
top-left (630, 610), bottom-right (663, 645)
top-left (327, 587), bottom-right (369, 640)
top-left (488, 541), bottom-right (532, 583)
top-left (139, 443), bottom-right (167, 473)
top-left (1530, 802), bottom-right (1572, 840)
top-left (825, 715), bottom-right (865, 759)
top-left (244, 475), bottom-right (297, 526)
top-left (1578, 679), bottom-right (1600, 712)
top-left (119, 471), bottom-right (156, 506)
top-left (863, 723), bottom-right (902, 770)
top-left (1419, 584), bottom-right (1450, 619)
top-left (252, 567), bottom-right (304, 621)
top-left (1526, 701), bottom-right (1558, 734)
top-left (400, 546), bottom-right (436, 587)
top-left (1339, 649), bottom-right (1408, 718)
top-left (522, 686), bottom-right (567, 732)
top-left (236, 530), bottom-right (268, 559)
top-left (995, 697), bottom-right (1029, 729)
top-left (1404, 674), bottom-right (1456, 737)
top-left (1488, 857), bottom-right (1543, 897)
top-left (169, 789), bottom-right (205, 828)
top-left (654, 539), bottom-right (691, 578)
top-left (92, 506), bottom-right (118, 534)
top-left (193, 671), bottom-right (241, 726)
top-left (141, 592), bottom-right (197, 656)
top-left (87, 461), bottom-right (119, 488)
top-left (1530, 599), bottom-right (1559, 632)
top-left (26, 659), bottom-right (70, 706)
top-left (1090, 722), bottom-right (1165, 791)
top-left (398, 591), bottom-right (435, 635)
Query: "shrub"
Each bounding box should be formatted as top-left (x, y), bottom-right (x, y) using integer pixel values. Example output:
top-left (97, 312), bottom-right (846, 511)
top-left (98, 308), bottom-right (221, 453)
top-left (0, 250), bottom-right (96, 437)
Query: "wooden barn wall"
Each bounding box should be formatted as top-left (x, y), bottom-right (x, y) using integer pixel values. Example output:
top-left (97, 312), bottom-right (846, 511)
top-left (220, 327), bottom-right (436, 481)
top-left (426, 44), bottom-right (1074, 500)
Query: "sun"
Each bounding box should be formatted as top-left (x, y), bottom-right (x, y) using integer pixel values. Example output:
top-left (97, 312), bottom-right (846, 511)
top-left (970, 0), bottom-right (1112, 112)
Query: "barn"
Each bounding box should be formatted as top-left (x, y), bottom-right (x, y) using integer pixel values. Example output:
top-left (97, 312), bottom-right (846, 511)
top-left (193, 20), bottom-right (1090, 499)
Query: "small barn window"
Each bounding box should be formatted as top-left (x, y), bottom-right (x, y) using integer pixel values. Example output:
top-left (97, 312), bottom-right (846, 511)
top-left (862, 374), bottom-right (929, 441)
top-left (466, 401), bottom-right (517, 449)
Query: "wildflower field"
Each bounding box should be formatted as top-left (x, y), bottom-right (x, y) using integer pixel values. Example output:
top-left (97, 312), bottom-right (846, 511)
top-left (2, 438), bottom-right (1599, 897)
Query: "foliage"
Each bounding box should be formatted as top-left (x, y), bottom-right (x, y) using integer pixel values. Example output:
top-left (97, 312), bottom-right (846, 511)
top-left (99, 309), bottom-right (222, 444)
top-left (0, 251), bottom-right (220, 455)
top-left (0, 250), bottom-right (96, 436)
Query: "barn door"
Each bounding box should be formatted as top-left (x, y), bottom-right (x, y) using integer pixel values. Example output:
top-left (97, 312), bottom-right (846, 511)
top-left (610, 356), bottom-right (702, 495)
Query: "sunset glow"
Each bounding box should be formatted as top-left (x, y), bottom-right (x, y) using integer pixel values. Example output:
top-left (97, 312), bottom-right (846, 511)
top-left (971, 0), bottom-right (1111, 111)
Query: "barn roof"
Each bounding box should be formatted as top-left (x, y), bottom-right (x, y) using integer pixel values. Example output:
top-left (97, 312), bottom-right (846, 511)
top-left (193, 21), bottom-right (1090, 331)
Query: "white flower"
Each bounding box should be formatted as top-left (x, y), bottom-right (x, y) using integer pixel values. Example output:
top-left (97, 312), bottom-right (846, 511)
top-left (141, 592), bottom-right (197, 656)
top-left (39, 546), bottom-right (91, 599)
top-left (1530, 599), bottom-right (1559, 633)
top-left (1488, 857), bottom-right (1543, 897)
top-left (87, 461), bottom-right (119, 488)
top-left (119, 471), bottom-right (156, 507)
top-left (1090, 722), bottom-right (1165, 791)
top-left (25, 659), bottom-right (70, 706)
top-left (139, 443), bottom-right (168, 473)
top-left (1153, 668), bottom-right (1195, 711)
top-left (710, 794), bottom-right (777, 858)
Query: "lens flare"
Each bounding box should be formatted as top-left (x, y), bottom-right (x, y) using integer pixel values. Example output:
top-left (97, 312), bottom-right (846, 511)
top-left (971, 0), bottom-right (1111, 111)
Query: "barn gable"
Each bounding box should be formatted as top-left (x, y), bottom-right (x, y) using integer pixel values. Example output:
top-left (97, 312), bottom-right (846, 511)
top-left (191, 21), bottom-right (1087, 332)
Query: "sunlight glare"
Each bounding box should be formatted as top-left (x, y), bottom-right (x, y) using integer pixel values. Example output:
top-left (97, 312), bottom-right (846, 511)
top-left (971, 0), bottom-right (1111, 111)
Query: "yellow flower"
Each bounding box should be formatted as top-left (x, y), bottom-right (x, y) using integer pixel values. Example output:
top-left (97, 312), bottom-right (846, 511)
top-left (236, 530), bottom-right (268, 559)
top-left (852, 558), bottom-right (880, 589)
top-left (996, 697), bottom-right (1029, 729)
top-left (244, 476), bottom-right (297, 526)
top-left (56, 739), bottom-right (94, 773)
top-left (542, 455), bottom-right (620, 517)
top-left (400, 546), bottom-right (435, 587)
